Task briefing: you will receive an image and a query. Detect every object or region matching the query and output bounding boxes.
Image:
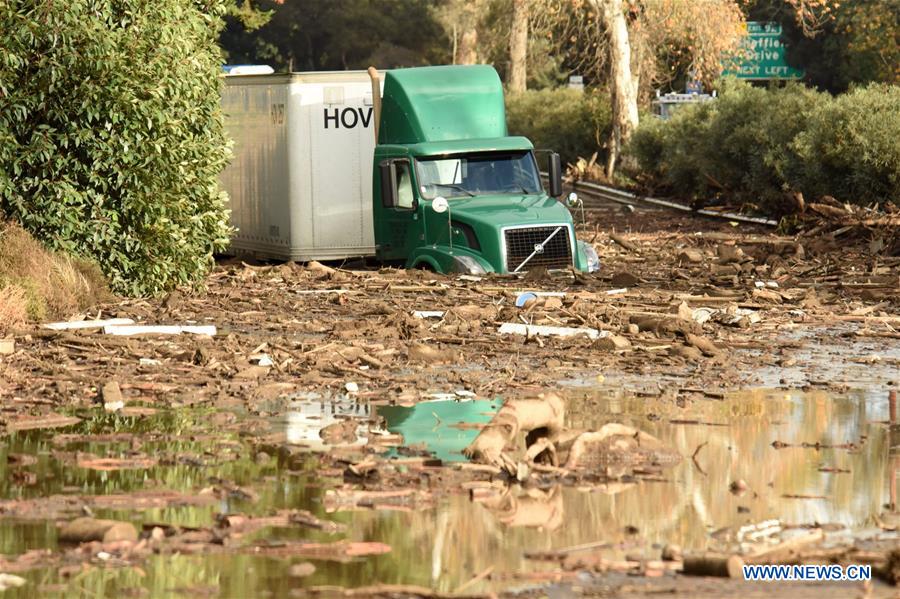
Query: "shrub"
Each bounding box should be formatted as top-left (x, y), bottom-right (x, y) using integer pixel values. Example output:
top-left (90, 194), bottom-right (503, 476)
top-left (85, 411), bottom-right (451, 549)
top-left (790, 84), bottom-right (900, 206)
top-left (506, 87), bottom-right (612, 166)
top-left (627, 80), bottom-right (900, 213)
top-left (0, 0), bottom-right (232, 296)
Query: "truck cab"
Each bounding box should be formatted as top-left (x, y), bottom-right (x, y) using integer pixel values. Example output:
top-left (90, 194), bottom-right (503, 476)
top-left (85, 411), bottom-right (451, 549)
top-left (371, 65), bottom-right (598, 275)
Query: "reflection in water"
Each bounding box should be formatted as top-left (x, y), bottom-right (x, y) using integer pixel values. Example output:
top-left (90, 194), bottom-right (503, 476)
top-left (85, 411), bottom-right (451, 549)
top-left (0, 389), bottom-right (894, 596)
top-left (283, 398), bottom-right (371, 449)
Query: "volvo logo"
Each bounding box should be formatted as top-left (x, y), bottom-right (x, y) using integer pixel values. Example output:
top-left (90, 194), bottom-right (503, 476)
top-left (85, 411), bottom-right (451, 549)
top-left (533, 243), bottom-right (544, 254)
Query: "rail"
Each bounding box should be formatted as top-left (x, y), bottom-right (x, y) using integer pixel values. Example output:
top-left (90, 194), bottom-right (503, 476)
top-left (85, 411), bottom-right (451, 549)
top-left (540, 172), bottom-right (779, 228)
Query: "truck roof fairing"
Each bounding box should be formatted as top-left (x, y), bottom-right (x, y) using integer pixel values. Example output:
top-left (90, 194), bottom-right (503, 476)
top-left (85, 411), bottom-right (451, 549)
top-left (378, 65), bottom-right (507, 145)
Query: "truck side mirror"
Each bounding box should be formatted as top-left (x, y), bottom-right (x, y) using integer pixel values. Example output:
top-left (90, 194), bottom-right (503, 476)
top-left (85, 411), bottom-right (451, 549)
top-left (379, 161), bottom-right (397, 207)
top-left (548, 152), bottom-right (562, 198)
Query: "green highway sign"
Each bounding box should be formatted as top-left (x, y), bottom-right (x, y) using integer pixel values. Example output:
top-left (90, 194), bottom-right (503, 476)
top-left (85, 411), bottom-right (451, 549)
top-left (724, 21), bottom-right (805, 80)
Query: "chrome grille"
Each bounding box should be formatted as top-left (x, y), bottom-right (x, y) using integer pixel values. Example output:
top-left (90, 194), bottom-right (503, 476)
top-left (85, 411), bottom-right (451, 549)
top-left (503, 226), bottom-right (572, 272)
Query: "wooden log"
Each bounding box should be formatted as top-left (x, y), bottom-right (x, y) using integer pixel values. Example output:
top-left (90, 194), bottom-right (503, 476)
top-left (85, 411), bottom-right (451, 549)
top-left (58, 517), bottom-right (138, 543)
top-left (610, 233), bottom-right (641, 253)
top-left (746, 529), bottom-right (824, 564)
top-left (682, 553), bottom-right (745, 578)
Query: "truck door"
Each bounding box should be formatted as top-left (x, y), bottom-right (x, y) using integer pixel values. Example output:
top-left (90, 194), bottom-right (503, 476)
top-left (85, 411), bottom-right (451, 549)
top-left (375, 158), bottom-right (419, 261)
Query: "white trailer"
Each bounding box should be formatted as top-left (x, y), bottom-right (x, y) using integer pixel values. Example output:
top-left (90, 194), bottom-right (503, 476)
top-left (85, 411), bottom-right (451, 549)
top-left (221, 71), bottom-right (382, 260)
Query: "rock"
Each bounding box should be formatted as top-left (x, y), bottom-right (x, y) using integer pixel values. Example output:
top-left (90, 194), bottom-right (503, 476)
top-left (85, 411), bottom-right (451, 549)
top-left (677, 249), bottom-right (704, 264)
top-left (716, 244), bottom-right (745, 264)
top-left (542, 296), bottom-right (564, 310)
top-left (234, 365), bottom-right (270, 380)
top-left (289, 562), bottom-right (316, 578)
top-left (752, 288), bottom-right (783, 303)
top-left (662, 544), bottom-right (683, 561)
top-left (685, 333), bottom-right (721, 356)
top-left (670, 344), bottom-right (704, 361)
top-left (610, 271), bottom-right (641, 287)
top-left (675, 301), bottom-right (693, 322)
top-left (408, 342), bottom-right (456, 363)
top-left (58, 517), bottom-right (138, 543)
top-left (150, 526), bottom-right (166, 542)
top-left (319, 419), bottom-right (359, 445)
top-left (595, 334), bottom-right (631, 350)
top-left (729, 479), bottom-right (748, 496)
top-left (306, 260), bottom-right (336, 274)
top-left (101, 381), bottom-right (124, 412)
top-left (625, 323), bottom-right (640, 335)
top-left (0, 338), bottom-right (14, 355)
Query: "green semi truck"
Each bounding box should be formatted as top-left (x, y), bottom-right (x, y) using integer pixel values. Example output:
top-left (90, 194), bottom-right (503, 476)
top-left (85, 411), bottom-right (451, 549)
top-left (221, 64), bottom-right (599, 275)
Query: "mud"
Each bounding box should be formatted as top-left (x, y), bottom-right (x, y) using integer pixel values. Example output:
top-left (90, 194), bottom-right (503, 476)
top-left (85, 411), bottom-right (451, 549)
top-left (0, 201), bottom-right (897, 597)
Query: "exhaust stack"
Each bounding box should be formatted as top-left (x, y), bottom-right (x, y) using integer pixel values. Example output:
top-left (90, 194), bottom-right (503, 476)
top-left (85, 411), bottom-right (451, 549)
top-left (367, 66), bottom-right (381, 143)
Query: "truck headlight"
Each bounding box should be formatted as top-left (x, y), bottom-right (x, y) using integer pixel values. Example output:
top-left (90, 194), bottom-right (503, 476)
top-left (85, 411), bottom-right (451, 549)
top-left (452, 255), bottom-right (487, 275)
top-left (577, 240), bottom-right (601, 273)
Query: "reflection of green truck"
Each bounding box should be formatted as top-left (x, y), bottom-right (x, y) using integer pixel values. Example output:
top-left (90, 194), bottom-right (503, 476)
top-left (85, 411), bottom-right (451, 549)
top-left (222, 65), bottom-right (599, 275)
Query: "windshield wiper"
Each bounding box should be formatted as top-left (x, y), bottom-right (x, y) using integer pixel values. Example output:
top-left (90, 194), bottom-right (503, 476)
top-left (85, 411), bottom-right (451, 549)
top-left (433, 183), bottom-right (475, 197)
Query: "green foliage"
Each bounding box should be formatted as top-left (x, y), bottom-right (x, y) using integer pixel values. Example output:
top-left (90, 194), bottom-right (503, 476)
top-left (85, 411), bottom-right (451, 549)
top-left (628, 80), bottom-right (900, 213)
top-left (220, 0), bottom-right (447, 70)
top-left (791, 84), bottom-right (900, 206)
top-left (228, 0), bottom-right (275, 32)
top-left (0, 0), bottom-right (232, 296)
top-left (506, 87), bottom-right (611, 166)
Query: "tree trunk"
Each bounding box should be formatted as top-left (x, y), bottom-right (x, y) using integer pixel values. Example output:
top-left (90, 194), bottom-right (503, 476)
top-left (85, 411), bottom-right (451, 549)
top-left (457, 27), bottom-right (479, 64)
top-left (593, 0), bottom-right (639, 179)
top-left (508, 0), bottom-right (528, 93)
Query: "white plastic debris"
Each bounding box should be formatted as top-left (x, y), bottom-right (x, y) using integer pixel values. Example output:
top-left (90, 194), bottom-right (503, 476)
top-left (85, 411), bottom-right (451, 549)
top-left (103, 325), bottom-right (217, 336)
top-left (754, 280), bottom-right (779, 289)
top-left (413, 311), bottom-right (445, 319)
top-left (344, 382), bottom-right (359, 393)
top-left (738, 519), bottom-right (782, 543)
top-left (250, 353), bottom-right (274, 367)
top-left (605, 288), bottom-right (628, 295)
top-left (0, 573), bottom-right (26, 591)
top-left (724, 308), bottom-right (761, 326)
top-left (44, 318), bottom-right (135, 331)
top-left (454, 389), bottom-right (477, 398)
top-left (103, 400), bottom-right (124, 412)
top-left (498, 322), bottom-right (606, 340)
top-left (458, 275), bottom-right (483, 282)
top-left (139, 358), bottom-right (162, 366)
top-left (691, 308), bottom-right (716, 325)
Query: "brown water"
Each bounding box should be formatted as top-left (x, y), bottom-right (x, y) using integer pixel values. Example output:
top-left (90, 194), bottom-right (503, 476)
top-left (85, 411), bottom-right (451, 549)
top-left (0, 389), bottom-right (896, 597)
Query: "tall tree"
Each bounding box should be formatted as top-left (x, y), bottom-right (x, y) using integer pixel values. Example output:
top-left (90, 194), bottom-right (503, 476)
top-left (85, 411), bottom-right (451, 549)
top-left (508, 0), bottom-right (529, 92)
top-left (591, 0), bottom-right (639, 178)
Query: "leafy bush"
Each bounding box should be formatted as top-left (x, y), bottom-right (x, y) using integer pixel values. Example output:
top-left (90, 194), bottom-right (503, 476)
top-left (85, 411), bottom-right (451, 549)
top-left (627, 80), bottom-right (900, 213)
top-left (791, 84), bottom-right (900, 206)
top-left (0, 1), bottom-right (232, 296)
top-left (506, 87), bottom-right (611, 166)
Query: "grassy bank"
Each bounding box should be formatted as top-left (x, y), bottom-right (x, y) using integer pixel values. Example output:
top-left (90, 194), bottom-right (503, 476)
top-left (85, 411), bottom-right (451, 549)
top-left (0, 222), bottom-right (109, 329)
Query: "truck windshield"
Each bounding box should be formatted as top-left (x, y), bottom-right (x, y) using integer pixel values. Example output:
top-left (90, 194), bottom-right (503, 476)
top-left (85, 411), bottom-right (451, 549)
top-left (415, 152), bottom-right (541, 199)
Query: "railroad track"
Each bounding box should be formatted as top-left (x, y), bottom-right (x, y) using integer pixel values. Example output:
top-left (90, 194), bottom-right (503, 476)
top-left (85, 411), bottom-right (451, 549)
top-left (540, 173), bottom-right (779, 228)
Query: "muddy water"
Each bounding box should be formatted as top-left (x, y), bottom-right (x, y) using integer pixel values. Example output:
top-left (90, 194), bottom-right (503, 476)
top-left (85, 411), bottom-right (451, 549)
top-left (0, 389), bottom-right (896, 597)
